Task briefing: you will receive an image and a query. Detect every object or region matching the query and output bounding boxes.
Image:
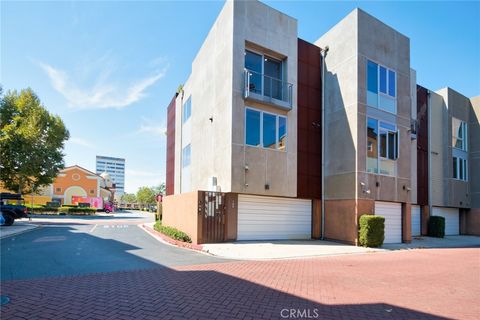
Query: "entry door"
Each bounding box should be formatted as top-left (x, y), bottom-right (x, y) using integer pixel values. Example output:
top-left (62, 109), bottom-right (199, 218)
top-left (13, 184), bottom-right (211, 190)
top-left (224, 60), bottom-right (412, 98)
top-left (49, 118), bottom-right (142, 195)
top-left (375, 201), bottom-right (402, 244)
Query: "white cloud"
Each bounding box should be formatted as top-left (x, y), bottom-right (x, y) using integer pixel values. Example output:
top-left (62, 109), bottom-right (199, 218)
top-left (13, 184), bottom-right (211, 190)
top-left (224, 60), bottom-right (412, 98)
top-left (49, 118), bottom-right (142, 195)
top-left (136, 116), bottom-right (166, 138)
top-left (68, 137), bottom-right (94, 148)
top-left (38, 61), bottom-right (166, 109)
top-left (137, 124), bottom-right (166, 136)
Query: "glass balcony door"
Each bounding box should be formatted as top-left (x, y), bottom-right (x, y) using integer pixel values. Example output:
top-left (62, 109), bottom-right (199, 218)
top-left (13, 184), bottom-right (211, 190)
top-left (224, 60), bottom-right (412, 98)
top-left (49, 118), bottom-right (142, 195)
top-left (263, 57), bottom-right (283, 100)
top-left (245, 50), bottom-right (263, 95)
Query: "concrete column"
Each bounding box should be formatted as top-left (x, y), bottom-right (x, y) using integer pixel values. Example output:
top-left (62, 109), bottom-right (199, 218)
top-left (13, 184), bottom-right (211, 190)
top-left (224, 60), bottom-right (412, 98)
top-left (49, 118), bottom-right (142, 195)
top-left (421, 205), bottom-right (430, 235)
top-left (312, 199), bottom-right (322, 239)
top-left (402, 202), bottom-right (412, 243)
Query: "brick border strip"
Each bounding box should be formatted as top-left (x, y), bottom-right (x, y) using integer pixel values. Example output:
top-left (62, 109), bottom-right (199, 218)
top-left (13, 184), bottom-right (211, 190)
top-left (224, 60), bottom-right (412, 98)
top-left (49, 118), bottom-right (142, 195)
top-left (141, 224), bottom-right (204, 251)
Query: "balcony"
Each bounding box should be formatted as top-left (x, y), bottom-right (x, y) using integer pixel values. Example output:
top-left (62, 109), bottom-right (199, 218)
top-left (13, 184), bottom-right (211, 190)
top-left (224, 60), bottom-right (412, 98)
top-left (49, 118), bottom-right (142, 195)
top-left (243, 69), bottom-right (293, 110)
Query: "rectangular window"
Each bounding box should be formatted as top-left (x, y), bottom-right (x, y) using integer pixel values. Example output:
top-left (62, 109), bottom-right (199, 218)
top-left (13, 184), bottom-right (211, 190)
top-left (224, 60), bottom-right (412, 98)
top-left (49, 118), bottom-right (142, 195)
top-left (245, 108), bottom-right (287, 151)
top-left (245, 50), bottom-right (263, 95)
top-left (278, 116), bottom-right (287, 151)
top-left (264, 57), bottom-right (283, 100)
top-left (379, 66), bottom-right (387, 94)
top-left (263, 113), bottom-right (277, 149)
top-left (245, 49), bottom-right (285, 101)
top-left (388, 70), bottom-right (396, 97)
top-left (182, 97), bottom-right (192, 123)
top-left (367, 118), bottom-right (398, 176)
top-left (453, 156), bottom-right (468, 181)
top-left (246, 109), bottom-right (261, 147)
top-left (367, 61), bottom-right (378, 94)
top-left (452, 117), bottom-right (467, 151)
top-left (367, 118), bottom-right (378, 173)
top-left (367, 60), bottom-right (396, 113)
top-left (182, 144), bottom-right (191, 168)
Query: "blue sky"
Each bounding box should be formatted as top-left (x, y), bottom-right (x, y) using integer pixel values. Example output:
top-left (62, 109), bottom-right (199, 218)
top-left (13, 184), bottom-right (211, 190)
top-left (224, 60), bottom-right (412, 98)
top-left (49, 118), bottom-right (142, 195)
top-left (2, 0), bottom-right (479, 193)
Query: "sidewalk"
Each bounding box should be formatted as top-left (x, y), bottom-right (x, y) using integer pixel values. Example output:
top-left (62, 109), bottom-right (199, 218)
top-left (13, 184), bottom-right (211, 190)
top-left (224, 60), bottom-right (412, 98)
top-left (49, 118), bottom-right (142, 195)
top-left (202, 235), bottom-right (480, 260)
top-left (0, 221), bottom-right (40, 239)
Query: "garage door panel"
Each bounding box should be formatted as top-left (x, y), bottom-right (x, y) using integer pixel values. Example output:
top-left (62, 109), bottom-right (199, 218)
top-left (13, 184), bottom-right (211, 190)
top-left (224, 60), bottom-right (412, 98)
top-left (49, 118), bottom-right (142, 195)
top-left (411, 205), bottom-right (421, 237)
top-left (432, 207), bottom-right (459, 235)
top-left (238, 195), bottom-right (312, 240)
top-left (375, 201), bottom-right (402, 244)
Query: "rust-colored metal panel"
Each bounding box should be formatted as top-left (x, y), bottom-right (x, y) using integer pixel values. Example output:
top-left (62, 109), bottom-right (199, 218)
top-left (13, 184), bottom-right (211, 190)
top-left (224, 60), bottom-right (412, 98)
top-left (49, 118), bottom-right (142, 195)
top-left (297, 38), bottom-right (322, 199)
top-left (165, 94), bottom-right (177, 196)
top-left (312, 199), bottom-right (322, 239)
top-left (416, 85), bottom-right (429, 205)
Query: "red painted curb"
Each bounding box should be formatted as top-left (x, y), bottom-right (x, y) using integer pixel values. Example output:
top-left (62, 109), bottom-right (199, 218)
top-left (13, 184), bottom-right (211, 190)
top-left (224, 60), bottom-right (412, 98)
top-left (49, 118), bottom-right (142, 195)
top-left (142, 224), bottom-right (204, 251)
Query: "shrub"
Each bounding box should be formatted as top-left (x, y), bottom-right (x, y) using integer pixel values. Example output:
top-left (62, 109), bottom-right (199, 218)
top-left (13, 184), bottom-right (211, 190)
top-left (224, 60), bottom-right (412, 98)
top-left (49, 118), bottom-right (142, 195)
top-left (359, 215), bottom-right (385, 247)
top-left (58, 207), bottom-right (97, 215)
top-left (428, 216), bottom-right (445, 238)
top-left (29, 207), bottom-right (59, 213)
top-left (154, 221), bottom-right (191, 243)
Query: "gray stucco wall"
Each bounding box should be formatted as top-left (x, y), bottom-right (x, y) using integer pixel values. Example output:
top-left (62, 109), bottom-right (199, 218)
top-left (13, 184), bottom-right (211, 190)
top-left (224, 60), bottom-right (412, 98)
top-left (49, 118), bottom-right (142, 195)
top-left (174, 1), bottom-right (234, 194)
top-left (431, 87), bottom-right (471, 208)
top-left (230, 0), bottom-right (298, 197)
top-left (315, 8), bottom-right (412, 202)
top-left (175, 0), bottom-right (298, 197)
top-left (470, 96), bottom-right (480, 209)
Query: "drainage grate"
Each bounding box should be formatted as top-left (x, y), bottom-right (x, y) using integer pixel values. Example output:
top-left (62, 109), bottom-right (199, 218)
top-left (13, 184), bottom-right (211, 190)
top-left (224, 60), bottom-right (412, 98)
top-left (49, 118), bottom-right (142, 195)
top-left (1, 295), bottom-right (10, 305)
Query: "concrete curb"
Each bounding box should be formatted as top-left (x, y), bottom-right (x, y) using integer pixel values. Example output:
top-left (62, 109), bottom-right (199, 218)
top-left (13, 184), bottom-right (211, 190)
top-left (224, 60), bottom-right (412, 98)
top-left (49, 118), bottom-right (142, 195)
top-left (0, 224), bottom-right (42, 240)
top-left (140, 224), bottom-right (204, 252)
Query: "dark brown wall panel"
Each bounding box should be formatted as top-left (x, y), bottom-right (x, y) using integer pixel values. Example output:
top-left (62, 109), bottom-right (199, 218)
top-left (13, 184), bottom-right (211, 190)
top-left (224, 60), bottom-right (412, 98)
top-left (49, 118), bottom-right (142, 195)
top-left (165, 94), bottom-right (177, 196)
top-left (416, 85), bottom-right (429, 205)
top-left (297, 38), bottom-right (322, 199)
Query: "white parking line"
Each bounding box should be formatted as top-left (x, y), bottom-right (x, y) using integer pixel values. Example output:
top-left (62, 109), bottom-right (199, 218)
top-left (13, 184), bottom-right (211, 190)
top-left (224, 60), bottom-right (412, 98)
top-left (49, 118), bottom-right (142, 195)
top-left (89, 224), bottom-right (98, 233)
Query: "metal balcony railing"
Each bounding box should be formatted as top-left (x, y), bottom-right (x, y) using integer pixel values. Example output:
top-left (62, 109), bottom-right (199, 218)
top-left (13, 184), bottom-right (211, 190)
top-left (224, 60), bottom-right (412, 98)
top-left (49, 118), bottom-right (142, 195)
top-left (244, 69), bottom-right (293, 110)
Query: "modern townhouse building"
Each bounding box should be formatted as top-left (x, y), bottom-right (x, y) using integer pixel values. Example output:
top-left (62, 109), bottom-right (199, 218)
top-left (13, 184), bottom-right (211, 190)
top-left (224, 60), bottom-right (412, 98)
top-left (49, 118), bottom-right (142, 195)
top-left (162, 0), bottom-right (479, 245)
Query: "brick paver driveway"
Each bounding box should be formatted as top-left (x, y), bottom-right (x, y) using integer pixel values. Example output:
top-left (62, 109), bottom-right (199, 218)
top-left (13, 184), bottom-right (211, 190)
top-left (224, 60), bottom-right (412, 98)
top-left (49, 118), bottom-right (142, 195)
top-left (1, 247), bottom-right (479, 319)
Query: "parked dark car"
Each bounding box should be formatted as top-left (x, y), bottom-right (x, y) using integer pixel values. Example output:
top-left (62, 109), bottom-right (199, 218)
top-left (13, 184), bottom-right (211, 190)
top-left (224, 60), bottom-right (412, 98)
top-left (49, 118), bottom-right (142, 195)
top-left (0, 193), bottom-right (28, 226)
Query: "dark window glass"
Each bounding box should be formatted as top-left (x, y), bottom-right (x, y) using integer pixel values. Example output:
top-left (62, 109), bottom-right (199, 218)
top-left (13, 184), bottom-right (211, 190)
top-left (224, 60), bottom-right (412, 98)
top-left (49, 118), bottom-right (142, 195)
top-left (367, 60), bottom-right (378, 93)
top-left (380, 132), bottom-right (387, 158)
top-left (388, 132), bottom-right (396, 159)
top-left (388, 70), bottom-right (396, 97)
top-left (245, 51), bottom-right (262, 95)
top-left (379, 66), bottom-right (387, 94)
top-left (245, 109), bottom-right (261, 146)
top-left (453, 157), bottom-right (458, 179)
top-left (263, 113), bottom-right (277, 149)
top-left (264, 57), bottom-right (283, 100)
top-left (278, 116), bottom-right (287, 150)
top-left (459, 158), bottom-right (463, 180)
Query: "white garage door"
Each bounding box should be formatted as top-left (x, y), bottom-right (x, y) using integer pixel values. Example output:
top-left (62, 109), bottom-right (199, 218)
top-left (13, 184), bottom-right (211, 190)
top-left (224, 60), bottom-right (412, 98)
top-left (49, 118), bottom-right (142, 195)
top-left (432, 207), bottom-right (459, 235)
top-left (375, 201), bottom-right (402, 244)
top-left (411, 205), bottom-right (421, 237)
top-left (237, 195), bottom-right (311, 240)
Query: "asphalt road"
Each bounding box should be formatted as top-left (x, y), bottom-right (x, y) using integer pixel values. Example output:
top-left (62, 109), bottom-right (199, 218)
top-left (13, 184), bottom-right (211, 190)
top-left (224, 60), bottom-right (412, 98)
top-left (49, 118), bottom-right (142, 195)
top-left (0, 210), bottom-right (228, 281)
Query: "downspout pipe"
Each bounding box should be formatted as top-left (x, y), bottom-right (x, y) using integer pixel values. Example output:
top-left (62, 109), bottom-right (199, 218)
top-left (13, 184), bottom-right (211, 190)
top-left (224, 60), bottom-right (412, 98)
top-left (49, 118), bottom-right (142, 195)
top-left (320, 46), bottom-right (329, 240)
top-left (427, 89), bottom-right (432, 219)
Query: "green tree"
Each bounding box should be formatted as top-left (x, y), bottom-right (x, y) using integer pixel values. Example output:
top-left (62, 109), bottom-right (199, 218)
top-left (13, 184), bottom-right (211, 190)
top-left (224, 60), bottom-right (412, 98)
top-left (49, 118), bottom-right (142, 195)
top-left (121, 193), bottom-right (137, 203)
top-left (152, 182), bottom-right (165, 195)
top-left (136, 186), bottom-right (156, 206)
top-left (0, 88), bottom-right (69, 194)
